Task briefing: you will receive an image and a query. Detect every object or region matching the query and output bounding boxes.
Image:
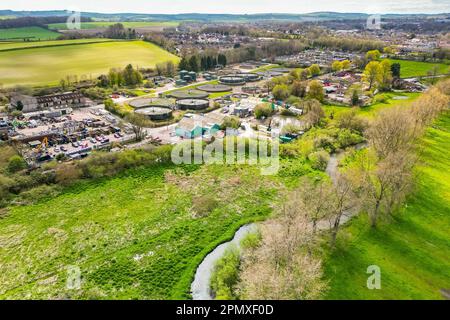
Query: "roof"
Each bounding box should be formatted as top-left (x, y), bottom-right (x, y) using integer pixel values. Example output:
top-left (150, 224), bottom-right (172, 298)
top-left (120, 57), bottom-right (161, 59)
top-left (177, 113), bottom-right (224, 132)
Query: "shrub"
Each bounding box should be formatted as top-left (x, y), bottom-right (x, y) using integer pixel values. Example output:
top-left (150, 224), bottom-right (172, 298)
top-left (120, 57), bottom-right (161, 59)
top-left (337, 129), bottom-right (364, 148)
top-left (309, 150), bottom-right (330, 171)
top-left (210, 245), bottom-right (240, 300)
top-left (191, 195), bottom-right (218, 218)
top-left (254, 103), bottom-right (274, 119)
top-left (336, 110), bottom-right (368, 134)
top-left (272, 84), bottom-right (290, 101)
top-left (282, 123), bottom-right (302, 135)
top-left (221, 116), bottom-right (241, 130)
top-left (7, 155), bottom-right (27, 173)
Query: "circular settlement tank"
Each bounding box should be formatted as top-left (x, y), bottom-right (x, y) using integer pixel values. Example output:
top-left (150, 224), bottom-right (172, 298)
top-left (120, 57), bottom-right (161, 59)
top-left (219, 75), bottom-right (246, 85)
top-left (176, 99), bottom-right (210, 111)
top-left (135, 107), bottom-right (173, 120)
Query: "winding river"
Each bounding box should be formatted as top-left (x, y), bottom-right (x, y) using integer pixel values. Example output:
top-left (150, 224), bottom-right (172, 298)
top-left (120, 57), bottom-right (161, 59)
top-left (190, 142), bottom-right (368, 300)
top-left (190, 224), bottom-right (257, 300)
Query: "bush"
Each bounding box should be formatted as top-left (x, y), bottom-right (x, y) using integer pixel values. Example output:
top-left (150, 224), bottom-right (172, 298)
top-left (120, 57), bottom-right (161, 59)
top-left (336, 110), bottom-right (368, 134)
top-left (191, 194), bottom-right (218, 218)
top-left (272, 84), bottom-right (290, 101)
top-left (221, 116), bottom-right (241, 130)
top-left (210, 245), bottom-right (240, 300)
top-left (7, 155), bottom-right (27, 173)
top-left (309, 150), bottom-right (330, 171)
top-left (337, 129), bottom-right (364, 148)
top-left (282, 123), bottom-right (302, 135)
top-left (254, 103), bottom-right (274, 119)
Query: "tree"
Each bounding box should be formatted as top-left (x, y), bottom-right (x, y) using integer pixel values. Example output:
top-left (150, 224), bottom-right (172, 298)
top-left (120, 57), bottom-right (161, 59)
top-left (351, 89), bottom-right (360, 106)
top-left (366, 49), bottom-right (381, 61)
top-left (366, 106), bottom-right (416, 159)
top-left (125, 113), bottom-right (148, 142)
top-left (272, 84), bottom-right (290, 101)
top-left (332, 60), bottom-right (343, 72)
top-left (328, 172), bottom-right (357, 247)
top-left (379, 60), bottom-right (393, 91)
top-left (238, 189), bottom-right (328, 299)
top-left (178, 57), bottom-right (189, 71)
top-left (363, 61), bottom-right (381, 90)
top-left (383, 46), bottom-right (394, 55)
top-left (295, 177), bottom-right (334, 234)
top-left (341, 60), bottom-right (351, 70)
top-left (218, 54), bottom-right (227, 67)
top-left (15, 100), bottom-right (24, 111)
top-left (303, 99), bottom-right (325, 128)
top-left (307, 80), bottom-right (324, 102)
top-left (221, 116), bottom-right (241, 130)
top-left (391, 63), bottom-right (401, 78)
top-left (309, 150), bottom-right (330, 171)
top-left (189, 56), bottom-right (199, 72)
top-left (290, 81), bottom-right (307, 98)
top-left (336, 110), bottom-right (368, 134)
top-left (355, 149), bottom-right (415, 228)
top-left (166, 61), bottom-right (176, 77)
top-left (254, 103), bottom-right (274, 119)
top-left (308, 64), bottom-right (321, 77)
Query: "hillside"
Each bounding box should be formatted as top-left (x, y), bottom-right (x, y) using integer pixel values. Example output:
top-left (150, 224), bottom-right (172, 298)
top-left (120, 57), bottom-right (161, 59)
top-left (323, 110), bottom-right (450, 299)
top-left (0, 40), bottom-right (179, 87)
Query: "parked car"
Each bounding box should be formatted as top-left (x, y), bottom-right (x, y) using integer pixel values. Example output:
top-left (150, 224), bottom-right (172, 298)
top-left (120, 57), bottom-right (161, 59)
top-left (60, 146), bottom-right (67, 152)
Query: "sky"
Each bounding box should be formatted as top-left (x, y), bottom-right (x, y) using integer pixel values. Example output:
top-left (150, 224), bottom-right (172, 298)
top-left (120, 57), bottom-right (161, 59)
top-left (2, 0), bottom-right (450, 15)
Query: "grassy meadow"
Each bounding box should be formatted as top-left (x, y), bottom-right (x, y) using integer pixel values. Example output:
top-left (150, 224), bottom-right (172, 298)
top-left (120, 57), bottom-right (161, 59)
top-left (323, 92), bottom-right (421, 119)
top-left (0, 26), bottom-right (60, 41)
top-left (387, 59), bottom-right (450, 78)
top-left (323, 110), bottom-right (450, 299)
top-left (0, 38), bottom-right (114, 51)
top-left (0, 163), bottom-right (279, 299)
top-left (0, 40), bottom-right (179, 87)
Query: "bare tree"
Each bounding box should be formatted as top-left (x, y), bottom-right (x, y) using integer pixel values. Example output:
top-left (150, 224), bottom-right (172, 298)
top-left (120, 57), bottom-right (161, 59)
top-left (295, 177), bottom-right (334, 234)
top-left (125, 113), bottom-right (148, 142)
top-left (328, 172), bottom-right (357, 247)
top-left (238, 190), bottom-right (328, 300)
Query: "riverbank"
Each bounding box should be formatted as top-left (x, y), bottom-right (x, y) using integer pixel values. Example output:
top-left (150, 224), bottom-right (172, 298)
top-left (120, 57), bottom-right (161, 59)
top-left (322, 111), bottom-right (450, 299)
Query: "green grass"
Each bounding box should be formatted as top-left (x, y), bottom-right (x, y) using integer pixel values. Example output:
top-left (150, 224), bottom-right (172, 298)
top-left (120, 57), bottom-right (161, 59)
top-left (0, 163), bottom-right (278, 299)
top-left (322, 110), bottom-right (450, 299)
top-left (324, 92), bottom-right (420, 119)
top-left (0, 38), bottom-right (114, 51)
top-left (47, 21), bottom-right (180, 30)
top-left (387, 59), bottom-right (450, 78)
top-left (0, 40), bottom-right (179, 87)
top-left (0, 26), bottom-right (60, 41)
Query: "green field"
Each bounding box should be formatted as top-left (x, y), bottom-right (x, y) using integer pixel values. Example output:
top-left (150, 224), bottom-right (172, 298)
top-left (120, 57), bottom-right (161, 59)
top-left (387, 59), bottom-right (450, 78)
top-left (0, 40), bottom-right (179, 87)
top-left (0, 26), bottom-right (60, 41)
top-left (324, 92), bottom-right (421, 119)
top-left (0, 164), bottom-right (277, 299)
top-left (47, 21), bottom-right (179, 30)
top-left (0, 38), bottom-right (114, 51)
top-left (323, 110), bottom-right (450, 299)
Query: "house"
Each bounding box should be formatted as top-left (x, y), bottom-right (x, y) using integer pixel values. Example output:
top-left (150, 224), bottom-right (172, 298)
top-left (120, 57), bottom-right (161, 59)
top-left (10, 92), bottom-right (91, 113)
top-left (175, 113), bottom-right (223, 139)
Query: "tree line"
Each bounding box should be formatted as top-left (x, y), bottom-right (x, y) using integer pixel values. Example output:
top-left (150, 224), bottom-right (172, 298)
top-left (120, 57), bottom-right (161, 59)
top-left (0, 16), bottom-right (92, 29)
